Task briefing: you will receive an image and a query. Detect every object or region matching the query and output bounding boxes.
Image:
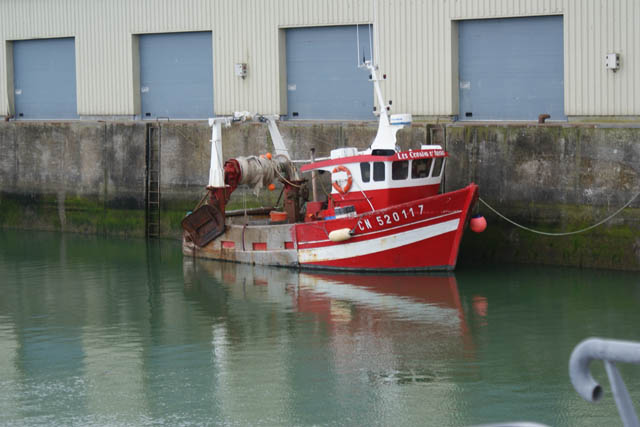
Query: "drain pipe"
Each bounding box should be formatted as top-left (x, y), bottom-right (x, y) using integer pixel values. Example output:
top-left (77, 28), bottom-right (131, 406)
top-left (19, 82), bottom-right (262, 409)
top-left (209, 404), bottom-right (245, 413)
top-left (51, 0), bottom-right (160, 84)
top-left (538, 114), bottom-right (550, 124)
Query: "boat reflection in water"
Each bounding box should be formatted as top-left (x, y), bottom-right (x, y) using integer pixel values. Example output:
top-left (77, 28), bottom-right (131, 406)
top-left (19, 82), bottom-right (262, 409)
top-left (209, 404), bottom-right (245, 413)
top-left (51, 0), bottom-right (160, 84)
top-left (182, 258), bottom-right (482, 424)
top-left (183, 257), bottom-right (475, 362)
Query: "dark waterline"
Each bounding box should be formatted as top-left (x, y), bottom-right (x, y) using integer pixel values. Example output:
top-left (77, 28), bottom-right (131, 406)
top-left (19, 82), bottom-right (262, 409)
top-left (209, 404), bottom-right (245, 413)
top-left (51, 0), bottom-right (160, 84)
top-left (1, 230), bottom-right (639, 426)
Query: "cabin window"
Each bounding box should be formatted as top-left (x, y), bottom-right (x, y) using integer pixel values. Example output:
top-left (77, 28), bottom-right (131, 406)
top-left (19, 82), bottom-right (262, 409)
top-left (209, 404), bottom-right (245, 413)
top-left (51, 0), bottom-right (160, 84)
top-left (392, 160), bottom-right (408, 180)
top-left (411, 159), bottom-right (432, 179)
top-left (360, 162), bottom-right (371, 182)
top-left (373, 162), bottom-right (385, 181)
top-left (432, 157), bottom-right (445, 177)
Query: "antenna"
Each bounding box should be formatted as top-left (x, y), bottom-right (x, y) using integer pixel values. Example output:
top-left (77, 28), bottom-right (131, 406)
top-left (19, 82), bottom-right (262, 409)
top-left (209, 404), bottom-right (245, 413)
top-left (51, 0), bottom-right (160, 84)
top-left (370, 0), bottom-right (375, 64)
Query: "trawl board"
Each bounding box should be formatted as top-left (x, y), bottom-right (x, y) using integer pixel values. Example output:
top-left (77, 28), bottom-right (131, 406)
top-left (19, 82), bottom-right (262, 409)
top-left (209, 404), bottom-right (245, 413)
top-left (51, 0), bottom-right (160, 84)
top-left (458, 16), bottom-right (566, 121)
top-left (139, 32), bottom-right (213, 119)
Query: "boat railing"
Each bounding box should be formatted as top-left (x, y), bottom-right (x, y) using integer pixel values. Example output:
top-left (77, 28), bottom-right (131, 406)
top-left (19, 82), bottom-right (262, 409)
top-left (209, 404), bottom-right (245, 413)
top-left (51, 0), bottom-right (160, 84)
top-left (569, 337), bottom-right (640, 427)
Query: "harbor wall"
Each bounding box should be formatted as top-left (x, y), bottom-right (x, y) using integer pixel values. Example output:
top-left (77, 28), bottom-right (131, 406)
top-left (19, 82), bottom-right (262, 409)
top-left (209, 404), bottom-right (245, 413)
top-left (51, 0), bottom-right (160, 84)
top-left (0, 120), bottom-right (639, 270)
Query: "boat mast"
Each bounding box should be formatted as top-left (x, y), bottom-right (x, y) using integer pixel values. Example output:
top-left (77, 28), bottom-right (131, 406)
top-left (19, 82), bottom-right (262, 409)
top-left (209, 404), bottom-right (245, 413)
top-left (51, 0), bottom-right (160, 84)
top-left (365, 61), bottom-right (400, 152)
top-left (358, 1), bottom-right (402, 153)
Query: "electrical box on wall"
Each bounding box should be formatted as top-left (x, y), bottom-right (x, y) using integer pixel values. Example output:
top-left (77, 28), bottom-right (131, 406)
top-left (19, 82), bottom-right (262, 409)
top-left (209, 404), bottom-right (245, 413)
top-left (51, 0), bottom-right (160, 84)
top-left (234, 63), bottom-right (247, 78)
top-left (605, 53), bottom-right (620, 71)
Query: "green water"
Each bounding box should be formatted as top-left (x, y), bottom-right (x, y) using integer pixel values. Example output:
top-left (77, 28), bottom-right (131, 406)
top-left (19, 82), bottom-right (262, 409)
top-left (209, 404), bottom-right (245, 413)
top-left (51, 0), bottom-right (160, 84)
top-left (1, 230), bottom-right (639, 426)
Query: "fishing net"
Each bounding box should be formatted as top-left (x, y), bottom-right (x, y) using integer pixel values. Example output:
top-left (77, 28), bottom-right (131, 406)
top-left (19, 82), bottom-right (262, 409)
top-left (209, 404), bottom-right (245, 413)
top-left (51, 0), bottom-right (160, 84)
top-left (235, 154), bottom-right (302, 195)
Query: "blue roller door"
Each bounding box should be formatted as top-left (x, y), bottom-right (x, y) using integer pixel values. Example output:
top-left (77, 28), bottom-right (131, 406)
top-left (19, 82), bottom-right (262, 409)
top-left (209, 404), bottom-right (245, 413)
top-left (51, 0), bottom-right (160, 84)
top-left (139, 32), bottom-right (213, 119)
top-left (286, 25), bottom-right (373, 120)
top-left (458, 16), bottom-right (566, 121)
top-left (13, 38), bottom-right (78, 119)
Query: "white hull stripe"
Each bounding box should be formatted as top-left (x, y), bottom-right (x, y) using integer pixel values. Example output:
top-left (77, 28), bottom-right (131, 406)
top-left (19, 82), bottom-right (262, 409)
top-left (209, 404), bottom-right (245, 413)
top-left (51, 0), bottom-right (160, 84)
top-left (299, 210), bottom-right (463, 246)
top-left (298, 218), bottom-right (460, 263)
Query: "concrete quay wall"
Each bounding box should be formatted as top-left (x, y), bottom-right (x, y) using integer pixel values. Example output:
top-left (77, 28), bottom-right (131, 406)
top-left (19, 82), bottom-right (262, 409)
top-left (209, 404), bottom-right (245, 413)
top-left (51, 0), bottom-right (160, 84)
top-left (0, 120), bottom-right (638, 270)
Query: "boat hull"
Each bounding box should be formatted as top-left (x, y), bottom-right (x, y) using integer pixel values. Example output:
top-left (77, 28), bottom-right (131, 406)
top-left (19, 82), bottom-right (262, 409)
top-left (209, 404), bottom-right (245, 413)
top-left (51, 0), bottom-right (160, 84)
top-left (183, 184), bottom-right (478, 272)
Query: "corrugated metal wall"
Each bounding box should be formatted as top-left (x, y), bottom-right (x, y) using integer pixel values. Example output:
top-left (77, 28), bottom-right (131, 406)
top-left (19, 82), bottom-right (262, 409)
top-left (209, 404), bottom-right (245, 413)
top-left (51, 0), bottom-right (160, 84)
top-left (565, 0), bottom-right (640, 116)
top-left (210, 0), bottom-right (372, 116)
top-left (0, 0), bottom-right (639, 118)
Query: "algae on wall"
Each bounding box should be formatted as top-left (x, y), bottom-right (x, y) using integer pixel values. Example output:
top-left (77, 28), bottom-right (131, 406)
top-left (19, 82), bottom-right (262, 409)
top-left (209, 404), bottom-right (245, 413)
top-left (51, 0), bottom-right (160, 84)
top-left (0, 121), bottom-right (147, 237)
top-left (446, 124), bottom-right (640, 271)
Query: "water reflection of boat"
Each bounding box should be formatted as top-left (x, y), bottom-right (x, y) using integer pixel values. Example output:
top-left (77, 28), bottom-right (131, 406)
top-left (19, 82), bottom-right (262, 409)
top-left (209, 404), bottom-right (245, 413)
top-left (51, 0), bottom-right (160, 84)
top-left (183, 258), bottom-right (473, 353)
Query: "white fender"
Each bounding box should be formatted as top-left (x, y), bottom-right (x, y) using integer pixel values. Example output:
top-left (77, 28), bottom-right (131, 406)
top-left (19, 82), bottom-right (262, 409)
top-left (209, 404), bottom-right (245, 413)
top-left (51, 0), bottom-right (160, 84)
top-left (328, 228), bottom-right (352, 242)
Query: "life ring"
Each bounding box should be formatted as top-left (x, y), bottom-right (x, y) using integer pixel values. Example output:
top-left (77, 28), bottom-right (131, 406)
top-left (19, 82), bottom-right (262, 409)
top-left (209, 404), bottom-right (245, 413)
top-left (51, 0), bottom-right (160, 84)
top-left (331, 165), bottom-right (353, 194)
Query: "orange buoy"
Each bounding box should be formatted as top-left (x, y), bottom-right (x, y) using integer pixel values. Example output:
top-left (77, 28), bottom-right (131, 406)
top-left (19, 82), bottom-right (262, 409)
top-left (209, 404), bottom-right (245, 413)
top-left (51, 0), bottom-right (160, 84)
top-left (470, 215), bottom-right (487, 233)
top-left (266, 152), bottom-right (272, 160)
top-left (268, 183), bottom-right (276, 191)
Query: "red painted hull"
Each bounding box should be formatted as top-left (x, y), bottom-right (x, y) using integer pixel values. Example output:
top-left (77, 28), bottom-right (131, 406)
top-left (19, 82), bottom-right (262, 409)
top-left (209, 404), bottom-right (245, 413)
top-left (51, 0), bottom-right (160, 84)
top-left (295, 184), bottom-right (478, 271)
top-left (182, 184), bottom-right (478, 272)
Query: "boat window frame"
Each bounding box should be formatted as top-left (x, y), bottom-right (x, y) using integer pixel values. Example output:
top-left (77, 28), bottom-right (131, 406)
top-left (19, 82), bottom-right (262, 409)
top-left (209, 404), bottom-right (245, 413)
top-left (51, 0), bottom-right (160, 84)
top-left (391, 160), bottom-right (409, 180)
top-left (411, 158), bottom-right (433, 179)
top-left (432, 157), bottom-right (445, 177)
top-left (360, 162), bottom-right (371, 183)
top-left (373, 161), bottom-right (385, 182)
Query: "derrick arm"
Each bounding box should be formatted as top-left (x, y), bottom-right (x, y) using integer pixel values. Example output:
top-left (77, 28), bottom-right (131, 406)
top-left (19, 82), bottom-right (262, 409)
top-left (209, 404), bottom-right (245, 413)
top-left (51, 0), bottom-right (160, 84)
top-left (182, 114), bottom-right (305, 247)
top-left (261, 115), bottom-right (291, 160)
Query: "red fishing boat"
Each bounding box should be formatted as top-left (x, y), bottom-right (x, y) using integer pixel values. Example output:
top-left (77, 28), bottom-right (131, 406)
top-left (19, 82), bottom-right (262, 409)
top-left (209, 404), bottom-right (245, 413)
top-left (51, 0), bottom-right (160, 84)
top-left (182, 60), bottom-right (479, 271)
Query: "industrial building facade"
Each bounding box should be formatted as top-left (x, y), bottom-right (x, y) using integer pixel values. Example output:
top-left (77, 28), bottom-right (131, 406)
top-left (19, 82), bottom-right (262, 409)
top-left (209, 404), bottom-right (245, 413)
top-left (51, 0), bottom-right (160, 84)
top-left (0, 0), bottom-right (638, 122)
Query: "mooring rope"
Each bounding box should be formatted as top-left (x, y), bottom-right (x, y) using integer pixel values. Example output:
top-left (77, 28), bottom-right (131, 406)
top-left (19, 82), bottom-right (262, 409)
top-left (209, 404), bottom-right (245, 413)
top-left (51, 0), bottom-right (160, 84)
top-left (479, 191), bottom-right (640, 236)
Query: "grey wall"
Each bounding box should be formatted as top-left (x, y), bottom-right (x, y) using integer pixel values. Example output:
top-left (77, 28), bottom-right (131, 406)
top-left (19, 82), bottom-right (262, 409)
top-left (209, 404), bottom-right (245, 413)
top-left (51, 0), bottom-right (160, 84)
top-left (0, 120), bottom-right (638, 270)
top-left (446, 124), bottom-right (640, 270)
top-left (0, 122), bottom-right (146, 233)
top-left (0, 122), bottom-right (144, 201)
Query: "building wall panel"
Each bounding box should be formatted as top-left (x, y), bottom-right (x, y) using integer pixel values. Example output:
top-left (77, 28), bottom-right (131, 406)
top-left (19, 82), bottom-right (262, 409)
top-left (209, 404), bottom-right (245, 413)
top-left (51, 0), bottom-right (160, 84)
top-left (211, 0), bottom-right (372, 115)
top-left (1, 0), bottom-right (639, 118)
top-left (564, 0), bottom-right (640, 116)
top-left (1, 42), bottom-right (7, 116)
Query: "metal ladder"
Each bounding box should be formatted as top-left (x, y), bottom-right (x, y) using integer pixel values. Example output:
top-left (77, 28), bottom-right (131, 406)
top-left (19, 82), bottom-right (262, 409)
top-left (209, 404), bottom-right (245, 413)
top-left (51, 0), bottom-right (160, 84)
top-left (146, 124), bottom-right (161, 238)
top-left (428, 124), bottom-right (446, 147)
